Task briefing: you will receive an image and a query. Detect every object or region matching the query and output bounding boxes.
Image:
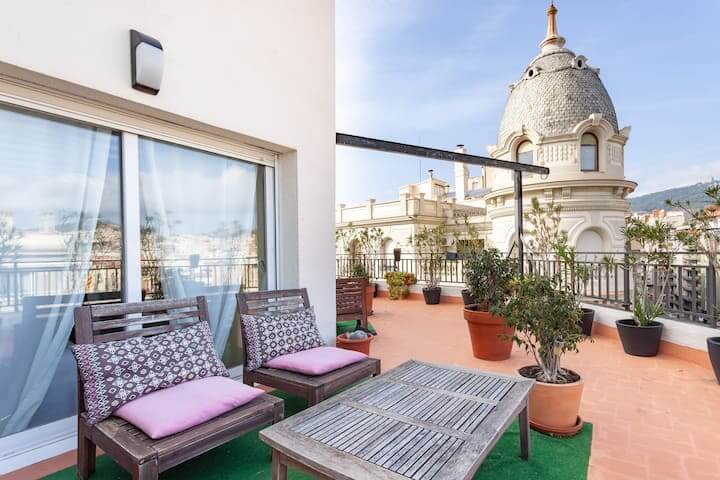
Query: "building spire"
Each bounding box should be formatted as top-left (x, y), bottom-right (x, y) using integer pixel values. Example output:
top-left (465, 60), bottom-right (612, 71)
top-left (539, 1), bottom-right (566, 51)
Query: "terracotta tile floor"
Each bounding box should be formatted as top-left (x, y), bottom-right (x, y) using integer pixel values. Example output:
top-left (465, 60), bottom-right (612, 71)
top-left (369, 297), bottom-right (720, 480)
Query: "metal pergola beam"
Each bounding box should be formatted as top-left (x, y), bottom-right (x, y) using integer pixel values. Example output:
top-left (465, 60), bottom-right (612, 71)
top-left (336, 132), bottom-right (550, 274)
top-left (337, 133), bottom-right (550, 175)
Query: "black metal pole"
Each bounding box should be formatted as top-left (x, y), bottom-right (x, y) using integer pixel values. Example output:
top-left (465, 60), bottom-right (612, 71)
top-left (622, 240), bottom-right (631, 311)
top-left (514, 170), bottom-right (524, 276)
top-left (707, 262), bottom-right (717, 327)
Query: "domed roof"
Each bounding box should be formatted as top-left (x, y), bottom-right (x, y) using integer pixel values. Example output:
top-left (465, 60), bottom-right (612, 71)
top-left (497, 5), bottom-right (618, 147)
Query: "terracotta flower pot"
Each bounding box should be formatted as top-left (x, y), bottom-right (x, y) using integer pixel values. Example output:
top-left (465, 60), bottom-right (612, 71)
top-left (519, 366), bottom-right (584, 437)
top-left (463, 305), bottom-right (514, 361)
top-left (336, 333), bottom-right (373, 355)
top-left (365, 283), bottom-right (374, 316)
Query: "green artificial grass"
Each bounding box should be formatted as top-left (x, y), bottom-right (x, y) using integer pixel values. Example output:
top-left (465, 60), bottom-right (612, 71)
top-left (45, 392), bottom-right (592, 480)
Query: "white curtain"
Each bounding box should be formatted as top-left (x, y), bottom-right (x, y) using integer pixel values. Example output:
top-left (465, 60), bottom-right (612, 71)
top-left (1, 122), bottom-right (112, 436)
top-left (138, 139), bottom-right (258, 356)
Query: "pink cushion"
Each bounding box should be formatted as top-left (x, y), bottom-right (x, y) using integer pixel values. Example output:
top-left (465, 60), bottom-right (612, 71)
top-left (263, 346), bottom-right (367, 375)
top-left (114, 377), bottom-right (264, 439)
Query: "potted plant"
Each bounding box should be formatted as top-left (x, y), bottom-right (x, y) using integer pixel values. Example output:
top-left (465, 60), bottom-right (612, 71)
top-left (412, 225), bottom-right (447, 305)
top-left (348, 262), bottom-right (374, 313)
top-left (668, 183), bottom-right (720, 377)
top-left (452, 214), bottom-right (484, 305)
top-left (496, 274), bottom-right (586, 436)
top-left (555, 241), bottom-right (595, 336)
top-left (463, 248), bottom-right (515, 360)
top-left (336, 329), bottom-right (373, 355)
top-left (617, 218), bottom-right (678, 357)
top-left (356, 226), bottom-right (385, 315)
top-left (524, 197), bottom-right (597, 336)
top-left (385, 271), bottom-right (416, 300)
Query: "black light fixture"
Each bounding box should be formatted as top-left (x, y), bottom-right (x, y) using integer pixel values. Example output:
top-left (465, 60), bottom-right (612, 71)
top-left (130, 29), bottom-right (164, 95)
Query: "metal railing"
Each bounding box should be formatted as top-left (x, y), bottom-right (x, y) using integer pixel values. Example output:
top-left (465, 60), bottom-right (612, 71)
top-left (0, 255), bottom-right (260, 311)
top-left (337, 252), bottom-right (719, 328)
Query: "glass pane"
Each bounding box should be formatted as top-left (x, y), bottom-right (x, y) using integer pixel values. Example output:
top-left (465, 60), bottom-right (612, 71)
top-left (138, 138), bottom-right (267, 369)
top-left (581, 145), bottom-right (597, 171)
top-left (0, 106), bottom-right (122, 437)
top-left (518, 150), bottom-right (533, 165)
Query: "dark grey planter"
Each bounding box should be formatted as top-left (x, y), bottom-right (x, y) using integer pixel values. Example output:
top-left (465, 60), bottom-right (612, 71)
top-left (580, 308), bottom-right (595, 336)
top-left (461, 289), bottom-right (474, 306)
top-left (708, 337), bottom-right (720, 384)
top-left (423, 286), bottom-right (441, 305)
top-left (616, 319), bottom-right (663, 357)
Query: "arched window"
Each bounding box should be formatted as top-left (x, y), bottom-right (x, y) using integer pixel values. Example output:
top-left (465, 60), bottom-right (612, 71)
top-left (580, 133), bottom-right (598, 171)
top-left (516, 141), bottom-right (533, 166)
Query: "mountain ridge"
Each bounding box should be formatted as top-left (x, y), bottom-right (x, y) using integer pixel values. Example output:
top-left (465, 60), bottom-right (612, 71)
top-left (629, 181), bottom-right (715, 212)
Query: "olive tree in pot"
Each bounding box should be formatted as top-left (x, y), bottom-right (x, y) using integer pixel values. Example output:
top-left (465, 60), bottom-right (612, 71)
top-left (617, 218), bottom-right (678, 357)
top-left (668, 184), bottom-right (720, 381)
top-left (463, 248), bottom-right (515, 360)
top-left (412, 225), bottom-right (447, 305)
top-left (525, 197), bottom-right (596, 336)
top-left (495, 274), bottom-right (586, 436)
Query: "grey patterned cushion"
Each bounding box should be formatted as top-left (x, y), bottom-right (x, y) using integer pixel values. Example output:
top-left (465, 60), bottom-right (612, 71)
top-left (71, 321), bottom-right (228, 425)
top-left (241, 307), bottom-right (325, 371)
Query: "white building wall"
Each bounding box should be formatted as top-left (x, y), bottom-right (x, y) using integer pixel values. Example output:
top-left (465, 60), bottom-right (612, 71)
top-left (0, 0), bottom-right (336, 343)
top-left (0, 2), bottom-right (335, 472)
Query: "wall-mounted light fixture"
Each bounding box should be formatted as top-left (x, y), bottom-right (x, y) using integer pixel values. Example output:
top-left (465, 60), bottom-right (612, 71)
top-left (130, 29), bottom-right (164, 95)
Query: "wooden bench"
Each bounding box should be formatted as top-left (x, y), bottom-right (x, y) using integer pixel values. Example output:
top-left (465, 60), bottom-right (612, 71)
top-left (336, 277), bottom-right (368, 331)
top-left (73, 296), bottom-right (284, 480)
top-left (236, 289), bottom-right (381, 406)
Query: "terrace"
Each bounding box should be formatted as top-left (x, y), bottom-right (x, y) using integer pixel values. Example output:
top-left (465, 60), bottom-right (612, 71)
top-left (8, 295), bottom-right (719, 480)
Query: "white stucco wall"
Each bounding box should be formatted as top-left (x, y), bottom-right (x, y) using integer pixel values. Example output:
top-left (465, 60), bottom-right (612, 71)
top-left (0, 0), bottom-right (337, 342)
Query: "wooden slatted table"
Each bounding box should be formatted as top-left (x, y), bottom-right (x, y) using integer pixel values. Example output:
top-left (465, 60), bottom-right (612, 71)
top-left (260, 360), bottom-right (535, 480)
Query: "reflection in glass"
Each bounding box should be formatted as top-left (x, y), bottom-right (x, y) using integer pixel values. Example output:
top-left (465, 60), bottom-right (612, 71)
top-left (138, 138), bottom-right (267, 369)
top-left (0, 106), bottom-right (122, 437)
top-left (581, 133), bottom-right (598, 171)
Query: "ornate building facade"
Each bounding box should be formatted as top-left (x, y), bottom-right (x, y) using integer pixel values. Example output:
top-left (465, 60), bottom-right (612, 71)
top-left (337, 4), bottom-right (637, 256)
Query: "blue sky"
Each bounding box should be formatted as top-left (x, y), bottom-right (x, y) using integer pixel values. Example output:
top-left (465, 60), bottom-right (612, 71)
top-left (335, 0), bottom-right (720, 204)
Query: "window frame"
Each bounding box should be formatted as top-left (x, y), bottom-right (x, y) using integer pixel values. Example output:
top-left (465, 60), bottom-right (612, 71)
top-left (0, 89), bottom-right (279, 471)
top-left (580, 132), bottom-right (599, 172)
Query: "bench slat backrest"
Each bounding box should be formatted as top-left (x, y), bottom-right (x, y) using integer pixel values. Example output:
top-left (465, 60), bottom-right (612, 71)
top-left (73, 296), bottom-right (210, 345)
top-left (336, 277), bottom-right (367, 316)
top-left (235, 289), bottom-right (311, 367)
top-left (73, 296), bottom-right (210, 415)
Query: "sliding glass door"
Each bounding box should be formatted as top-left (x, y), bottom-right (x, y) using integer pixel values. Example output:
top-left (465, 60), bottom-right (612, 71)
top-left (0, 104), bottom-right (275, 447)
top-left (138, 138), bottom-right (269, 369)
top-left (0, 106), bottom-right (122, 438)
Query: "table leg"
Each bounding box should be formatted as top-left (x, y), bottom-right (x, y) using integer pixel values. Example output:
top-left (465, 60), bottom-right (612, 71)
top-left (519, 401), bottom-right (530, 461)
top-left (271, 449), bottom-right (288, 480)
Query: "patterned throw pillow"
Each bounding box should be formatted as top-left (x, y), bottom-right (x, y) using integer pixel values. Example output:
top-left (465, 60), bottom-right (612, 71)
top-left (71, 321), bottom-right (228, 425)
top-left (241, 307), bottom-right (325, 371)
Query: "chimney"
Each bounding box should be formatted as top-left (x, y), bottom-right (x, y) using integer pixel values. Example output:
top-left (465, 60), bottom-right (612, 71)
top-left (454, 144), bottom-right (469, 202)
top-left (428, 169), bottom-right (434, 180)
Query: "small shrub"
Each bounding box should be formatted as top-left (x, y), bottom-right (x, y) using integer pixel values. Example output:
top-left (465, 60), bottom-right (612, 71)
top-left (385, 272), bottom-right (416, 300)
top-left (463, 249), bottom-right (515, 310)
